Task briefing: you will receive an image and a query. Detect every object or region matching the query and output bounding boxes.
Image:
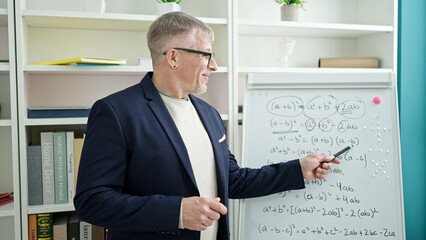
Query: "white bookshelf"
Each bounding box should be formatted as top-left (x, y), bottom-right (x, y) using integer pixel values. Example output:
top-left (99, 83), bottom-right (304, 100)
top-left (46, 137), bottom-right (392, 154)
top-left (12, 0), bottom-right (398, 239)
top-left (231, 1), bottom-right (397, 238)
top-left (0, 0), bottom-right (20, 239)
top-left (15, 1), bottom-right (232, 239)
top-left (234, 0), bottom-right (398, 124)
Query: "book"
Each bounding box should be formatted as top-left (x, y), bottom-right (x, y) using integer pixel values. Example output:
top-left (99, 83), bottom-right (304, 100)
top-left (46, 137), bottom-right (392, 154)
top-left (67, 132), bottom-right (75, 203)
top-left (92, 225), bottom-right (105, 240)
top-left (0, 59), bottom-right (9, 64)
top-left (53, 132), bottom-right (68, 204)
top-left (73, 138), bottom-right (85, 192)
top-left (67, 213), bottom-right (80, 240)
top-left (27, 145), bottom-right (43, 206)
top-left (318, 57), bottom-right (379, 68)
top-left (41, 132), bottom-right (55, 204)
top-left (28, 214), bottom-right (38, 240)
top-left (32, 56), bottom-right (127, 65)
top-left (0, 192), bottom-right (12, 199)
top-left (80, 221), bottom-right (92, 240)
top-left (0, 193), bottom-right (13, 206)
top-left (37, 213), bottom-right (53, 240)
top-left (53, 213), bottom-right (69, 240)
top-left (28, 107), bottom-right (91, 118)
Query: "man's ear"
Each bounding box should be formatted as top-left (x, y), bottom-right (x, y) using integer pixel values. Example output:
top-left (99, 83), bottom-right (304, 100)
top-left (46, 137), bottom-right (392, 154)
top-left (165, 49), bottom-right (178, 69)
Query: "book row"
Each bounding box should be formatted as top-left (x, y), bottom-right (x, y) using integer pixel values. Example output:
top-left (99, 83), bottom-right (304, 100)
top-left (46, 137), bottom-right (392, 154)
top-left (0, 192), bottom-right (13, 207)
top-left (27, 132), bottom-right (84, 206)
top-left (28, 212), bottom-right (107, 240)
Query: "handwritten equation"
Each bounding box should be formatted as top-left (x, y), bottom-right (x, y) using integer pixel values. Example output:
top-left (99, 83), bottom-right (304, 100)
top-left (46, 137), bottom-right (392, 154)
top-left (257, 224), bottom-right (396, 238)
top-left (243, 89), bottom-right (401, 239)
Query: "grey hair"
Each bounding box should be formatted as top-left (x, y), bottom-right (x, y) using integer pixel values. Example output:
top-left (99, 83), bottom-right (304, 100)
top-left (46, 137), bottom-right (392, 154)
top-left (147, 11), bottom-right (215, 65)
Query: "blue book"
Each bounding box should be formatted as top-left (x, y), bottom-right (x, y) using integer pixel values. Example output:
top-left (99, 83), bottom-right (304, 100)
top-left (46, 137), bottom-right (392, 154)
top-left (28, 107), bottom-right (91, 118)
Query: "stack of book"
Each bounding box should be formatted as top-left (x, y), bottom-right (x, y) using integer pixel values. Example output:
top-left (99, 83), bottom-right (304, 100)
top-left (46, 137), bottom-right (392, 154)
top-left (32, 56), bottom-right (127, 66)
top-left (27, 132), bottom-right (85, 206)
top-left (0, 192), bottom-right (13, 207)
top-left (28, 212), bottom-right (107, 240)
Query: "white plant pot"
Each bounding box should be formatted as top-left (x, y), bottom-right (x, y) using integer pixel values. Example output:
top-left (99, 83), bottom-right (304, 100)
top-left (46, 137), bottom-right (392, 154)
top-left (85, 0), bottom-right (106, 13)
top-left (281, 4), bottom-right (299, 21)
top-left (157, 2), bottom-right (181, 16)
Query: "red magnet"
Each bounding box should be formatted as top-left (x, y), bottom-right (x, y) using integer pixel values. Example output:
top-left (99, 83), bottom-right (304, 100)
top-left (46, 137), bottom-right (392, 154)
top-left (373, 96), bottom-right (381, 104)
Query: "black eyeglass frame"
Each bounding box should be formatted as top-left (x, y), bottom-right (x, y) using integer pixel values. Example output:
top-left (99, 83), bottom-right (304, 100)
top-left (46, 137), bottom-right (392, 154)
top-left (162, 48), bottom-right (215, 67)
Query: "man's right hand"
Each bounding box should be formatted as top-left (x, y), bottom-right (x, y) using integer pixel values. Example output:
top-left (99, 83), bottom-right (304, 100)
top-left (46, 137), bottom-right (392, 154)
top-left (182, 197), bottom-right (227, 231)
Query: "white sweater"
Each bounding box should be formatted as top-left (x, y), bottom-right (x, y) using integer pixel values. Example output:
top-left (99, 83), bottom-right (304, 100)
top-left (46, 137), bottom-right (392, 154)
top-left (161, 94), bottom-right (218, 240)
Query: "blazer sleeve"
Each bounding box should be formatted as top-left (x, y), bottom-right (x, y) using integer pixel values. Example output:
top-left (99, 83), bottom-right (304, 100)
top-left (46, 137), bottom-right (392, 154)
top-left (74, 99), bottom-right (182, 233)
top-left (228, 155), bottom-right (306, 199)
top-left (208, 108), bottom-right (305, 199)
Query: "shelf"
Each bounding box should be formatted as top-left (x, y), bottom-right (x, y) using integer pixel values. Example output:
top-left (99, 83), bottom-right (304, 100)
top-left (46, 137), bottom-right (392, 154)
top-left (0, 203), bottom-right (14, 217)
top-left (23, 65), bottom-right (228, 75)
top-left (27, 203), bottom-right (74, 214)
top-left (0, 119), bottom-right (12, 127)
top-left (25, 117), bottom-right (88, 126)
top-left (25, 114), bottom-right (229, 126)
top-left (22, 10), bottom-right (227, 31)
top-left (238, 67), bottom-right (394, 74)
top-left (0, 64), bottom-right (10, 71)
top-left (238, 20), bottom-right (393, 38)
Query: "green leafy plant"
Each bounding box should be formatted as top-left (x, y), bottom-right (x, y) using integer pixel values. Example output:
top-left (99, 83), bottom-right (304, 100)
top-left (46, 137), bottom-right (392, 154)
top-left (275, 0), bottom-right (305, 8)
top-left (157, 0), bottom-right (182, 3)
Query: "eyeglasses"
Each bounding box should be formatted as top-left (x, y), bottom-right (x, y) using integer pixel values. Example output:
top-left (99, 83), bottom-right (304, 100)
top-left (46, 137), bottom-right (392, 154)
top-left (162, 48), bottom-right (215, 68)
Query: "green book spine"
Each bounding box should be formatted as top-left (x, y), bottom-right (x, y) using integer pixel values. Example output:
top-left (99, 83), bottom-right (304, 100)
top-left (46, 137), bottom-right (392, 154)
top-left (41, 132), bottom-right (55, 204)
top-left (37, 213), bottom-right (53, 239)
top-left (54, 132), bottom-right (68, 204)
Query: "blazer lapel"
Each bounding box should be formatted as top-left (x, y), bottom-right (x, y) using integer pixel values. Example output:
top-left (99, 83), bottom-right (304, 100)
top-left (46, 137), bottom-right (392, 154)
top-left (190, 95), bottom-right (226, 198)
top-left (140, 74), bottom-right (199, 191)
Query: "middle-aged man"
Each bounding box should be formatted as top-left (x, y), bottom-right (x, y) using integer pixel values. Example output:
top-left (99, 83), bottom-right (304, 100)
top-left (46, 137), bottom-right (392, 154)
top-left (74, 11), bottom-right (340, 240)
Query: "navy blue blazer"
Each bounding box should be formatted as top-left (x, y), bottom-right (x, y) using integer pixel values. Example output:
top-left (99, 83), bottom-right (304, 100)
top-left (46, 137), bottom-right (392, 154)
top-left (74, 72), bottom-right (305, 240)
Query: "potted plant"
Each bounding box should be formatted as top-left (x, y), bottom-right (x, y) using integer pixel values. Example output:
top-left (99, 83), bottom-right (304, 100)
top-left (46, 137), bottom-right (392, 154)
top-left (157, 0), bottom-right (182, 16)
top-left (275, 0), bottom-right (305, 21)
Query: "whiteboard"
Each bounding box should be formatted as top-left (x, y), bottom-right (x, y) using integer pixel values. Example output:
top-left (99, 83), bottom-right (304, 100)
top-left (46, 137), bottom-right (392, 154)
top-left (239, 70), bottom-right (405, 240)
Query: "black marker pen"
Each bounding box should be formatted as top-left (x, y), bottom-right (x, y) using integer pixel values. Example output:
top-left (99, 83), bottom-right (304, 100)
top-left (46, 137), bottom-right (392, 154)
top-left (323, 146), bottom-right (351, 163)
